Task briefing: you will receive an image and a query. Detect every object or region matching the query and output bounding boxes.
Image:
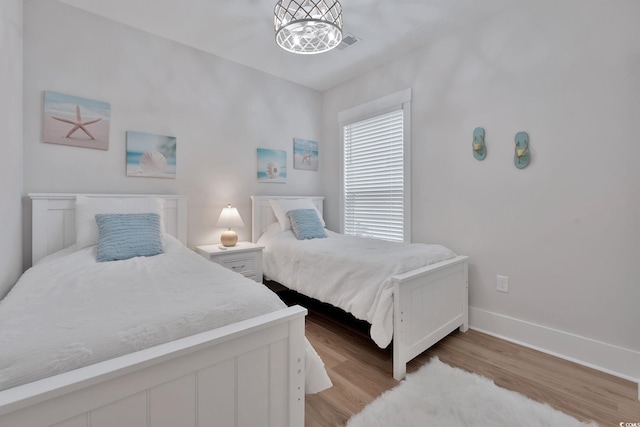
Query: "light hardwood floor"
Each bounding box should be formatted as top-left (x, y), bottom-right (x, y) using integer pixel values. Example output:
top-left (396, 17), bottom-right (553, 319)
top-left (275, 289), bottom-right (640, 427)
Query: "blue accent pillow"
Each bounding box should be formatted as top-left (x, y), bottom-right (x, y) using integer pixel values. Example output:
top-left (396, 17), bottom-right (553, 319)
top-left (95, 213), bottom-right (164, 262)
top-left (287, 209), bottom-right (327, 240)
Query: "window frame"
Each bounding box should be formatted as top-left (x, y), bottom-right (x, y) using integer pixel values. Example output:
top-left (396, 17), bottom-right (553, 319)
top-left (338, 88), bottom-right (412, 243)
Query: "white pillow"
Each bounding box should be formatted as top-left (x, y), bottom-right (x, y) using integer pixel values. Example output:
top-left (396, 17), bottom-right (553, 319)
top-left (269, 198), bottom-right (325, 232)
top-left (75, 196), bottom-right (165, 249)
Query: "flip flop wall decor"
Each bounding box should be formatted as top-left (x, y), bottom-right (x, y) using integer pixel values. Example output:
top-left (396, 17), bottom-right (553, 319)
top-left (472, 127), bottom-right (486, 160)
top-left (514, 131), bottom-right (530, 169)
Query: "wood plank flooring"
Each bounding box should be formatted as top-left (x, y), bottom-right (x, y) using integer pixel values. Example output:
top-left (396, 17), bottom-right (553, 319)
top-left (274, 288), bottom-right (640, 427)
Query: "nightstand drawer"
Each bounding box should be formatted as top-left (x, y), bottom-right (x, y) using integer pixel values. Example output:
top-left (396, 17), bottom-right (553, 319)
top-left (195, 242), bottom-right (264, 283)
top-left (217, 255), bottom-right (256, 276)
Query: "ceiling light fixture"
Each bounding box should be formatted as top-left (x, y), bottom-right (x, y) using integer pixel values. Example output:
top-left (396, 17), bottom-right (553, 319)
top-left (274, 0), bottom-right (343, 55)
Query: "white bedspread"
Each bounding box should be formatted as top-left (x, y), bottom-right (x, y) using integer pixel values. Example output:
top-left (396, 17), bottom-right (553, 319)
top-left (258, 225), bottom-right (457, 348)
top-left (0, 235), bottom-right (331, 393)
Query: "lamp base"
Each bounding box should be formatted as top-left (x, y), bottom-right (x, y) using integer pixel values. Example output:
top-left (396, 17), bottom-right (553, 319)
top-left (220, 230), bottom-right (238, 247)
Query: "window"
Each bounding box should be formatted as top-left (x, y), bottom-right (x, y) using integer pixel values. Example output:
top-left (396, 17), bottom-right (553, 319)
top-left (339, 89), bottom-right (411, 242)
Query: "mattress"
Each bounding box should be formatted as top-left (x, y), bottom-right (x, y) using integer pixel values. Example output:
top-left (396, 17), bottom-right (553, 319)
top-left (0, 235), bottom-right (330, 393)
top-left (258, 223), bottom-right (457, 348)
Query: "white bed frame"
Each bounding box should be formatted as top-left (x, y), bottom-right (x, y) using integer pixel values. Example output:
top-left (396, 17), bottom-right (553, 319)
top-left (0, 193), bottom-right (307, 427)
top-left (252, 195), bottom-right (469, 381)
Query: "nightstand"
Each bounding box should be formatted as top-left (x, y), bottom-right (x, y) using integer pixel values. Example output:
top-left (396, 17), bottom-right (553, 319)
top-left (196, 242), bottom-right (264, 282)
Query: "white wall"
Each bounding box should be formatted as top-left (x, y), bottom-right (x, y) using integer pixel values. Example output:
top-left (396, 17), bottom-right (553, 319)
top-left (0, 0), bottom-right (23, 298)
top-left (322, 0), bottom-right (640, 379)
top-left (23, 0), bottom-right (323, 266)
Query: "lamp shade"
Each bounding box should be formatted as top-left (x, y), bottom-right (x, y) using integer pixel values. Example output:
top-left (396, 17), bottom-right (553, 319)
top-left (216, 205), bottom-right (245, 229)
top-left (274, 0), bottom-right (343, 54)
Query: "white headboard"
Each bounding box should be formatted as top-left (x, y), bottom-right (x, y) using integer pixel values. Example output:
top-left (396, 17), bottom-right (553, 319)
top-left (250, 195), bottom-right (324, 243)
top-left (29, 193), bottom-right (188, 264)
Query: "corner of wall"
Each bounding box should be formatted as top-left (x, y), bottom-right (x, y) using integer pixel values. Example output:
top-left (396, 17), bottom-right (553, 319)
top-left (0, 0), bottom-right (24, 298)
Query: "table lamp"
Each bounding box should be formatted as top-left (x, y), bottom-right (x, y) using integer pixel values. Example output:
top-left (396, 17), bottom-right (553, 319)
top-left (216, 204), bottom-right (244, 247)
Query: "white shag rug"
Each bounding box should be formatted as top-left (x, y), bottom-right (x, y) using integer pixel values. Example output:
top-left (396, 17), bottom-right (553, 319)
top-left (346, 358), bottom-right (598, 427)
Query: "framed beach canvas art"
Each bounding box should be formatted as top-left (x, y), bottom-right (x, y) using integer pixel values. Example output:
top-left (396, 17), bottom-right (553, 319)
top-left (293, 138), bottom-right (318, 171)
top-left (43, 91), bottom-right (111, 150)
top-left (126, 131), bottom-right (177, 179)
top-left (257, 148), bottom-right (287, 183)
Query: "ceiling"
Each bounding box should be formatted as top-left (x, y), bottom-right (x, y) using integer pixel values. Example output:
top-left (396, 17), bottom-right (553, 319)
top-left (56, 0), bottom-right (510, 92)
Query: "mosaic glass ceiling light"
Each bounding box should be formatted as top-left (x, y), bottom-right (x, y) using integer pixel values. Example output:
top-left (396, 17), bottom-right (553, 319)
top-left (274, 0), bottom-right (343, 54)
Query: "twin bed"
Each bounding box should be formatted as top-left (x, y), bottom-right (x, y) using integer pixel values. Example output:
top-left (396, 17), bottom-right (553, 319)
top-left (0, 192), bottom-right (469, 426)
top-left (0, 194), bottom-right (330, 427)
top-left (251, 196), bottom-right (469, 381)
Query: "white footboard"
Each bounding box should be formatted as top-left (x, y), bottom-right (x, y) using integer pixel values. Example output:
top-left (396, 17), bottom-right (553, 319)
top-left (0, 306), bottom-right (307, 427)
top-left (392, 255), bottom-right (469, 380)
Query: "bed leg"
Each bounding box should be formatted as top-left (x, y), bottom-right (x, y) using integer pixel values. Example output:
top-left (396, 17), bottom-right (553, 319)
top-left (459, 300), bottom-right (469, 332)
top-left (393, 359), bottom-right (406, 381)
top-left (392, 329), bottom-right (406, 381)
top-left (459, 263), bottom-right (469, 333)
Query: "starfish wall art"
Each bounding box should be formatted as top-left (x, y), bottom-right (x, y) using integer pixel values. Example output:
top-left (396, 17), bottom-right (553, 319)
top-left (43, 91), bottom-right (111, 150)
top-left (293, 137), bottom-right (318, 171)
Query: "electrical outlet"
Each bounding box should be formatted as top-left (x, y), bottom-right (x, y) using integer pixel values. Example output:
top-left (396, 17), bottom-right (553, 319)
top-left (496, 275), bottom-right (509, 293)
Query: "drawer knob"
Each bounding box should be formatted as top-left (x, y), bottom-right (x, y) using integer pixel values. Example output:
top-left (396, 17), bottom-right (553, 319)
top-left (232, 264), bottom-right (246, 270)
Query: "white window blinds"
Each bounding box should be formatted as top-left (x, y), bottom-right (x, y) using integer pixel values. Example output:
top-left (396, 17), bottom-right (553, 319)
top-left (343, 109), bottom-right (405, 242)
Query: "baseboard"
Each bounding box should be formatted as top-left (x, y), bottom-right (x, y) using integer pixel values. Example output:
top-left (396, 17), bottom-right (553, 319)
top-left (469, 307), bottom-right (640, 388)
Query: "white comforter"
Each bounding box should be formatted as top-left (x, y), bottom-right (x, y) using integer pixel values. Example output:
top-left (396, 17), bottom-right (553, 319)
top-left (0, 235), bottom-right (331, 393)
top-left (258, 224), bottom-right (457, 348)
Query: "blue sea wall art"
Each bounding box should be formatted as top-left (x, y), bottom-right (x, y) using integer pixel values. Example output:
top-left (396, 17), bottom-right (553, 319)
top-left (293, 138), bottom-right (318, 171)
top-left (43, 91), bottom-right (111, 150)
top-left (126, 131), bottom-right (177, 179)
top-left (257, 148), bottom-right (287, 183)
